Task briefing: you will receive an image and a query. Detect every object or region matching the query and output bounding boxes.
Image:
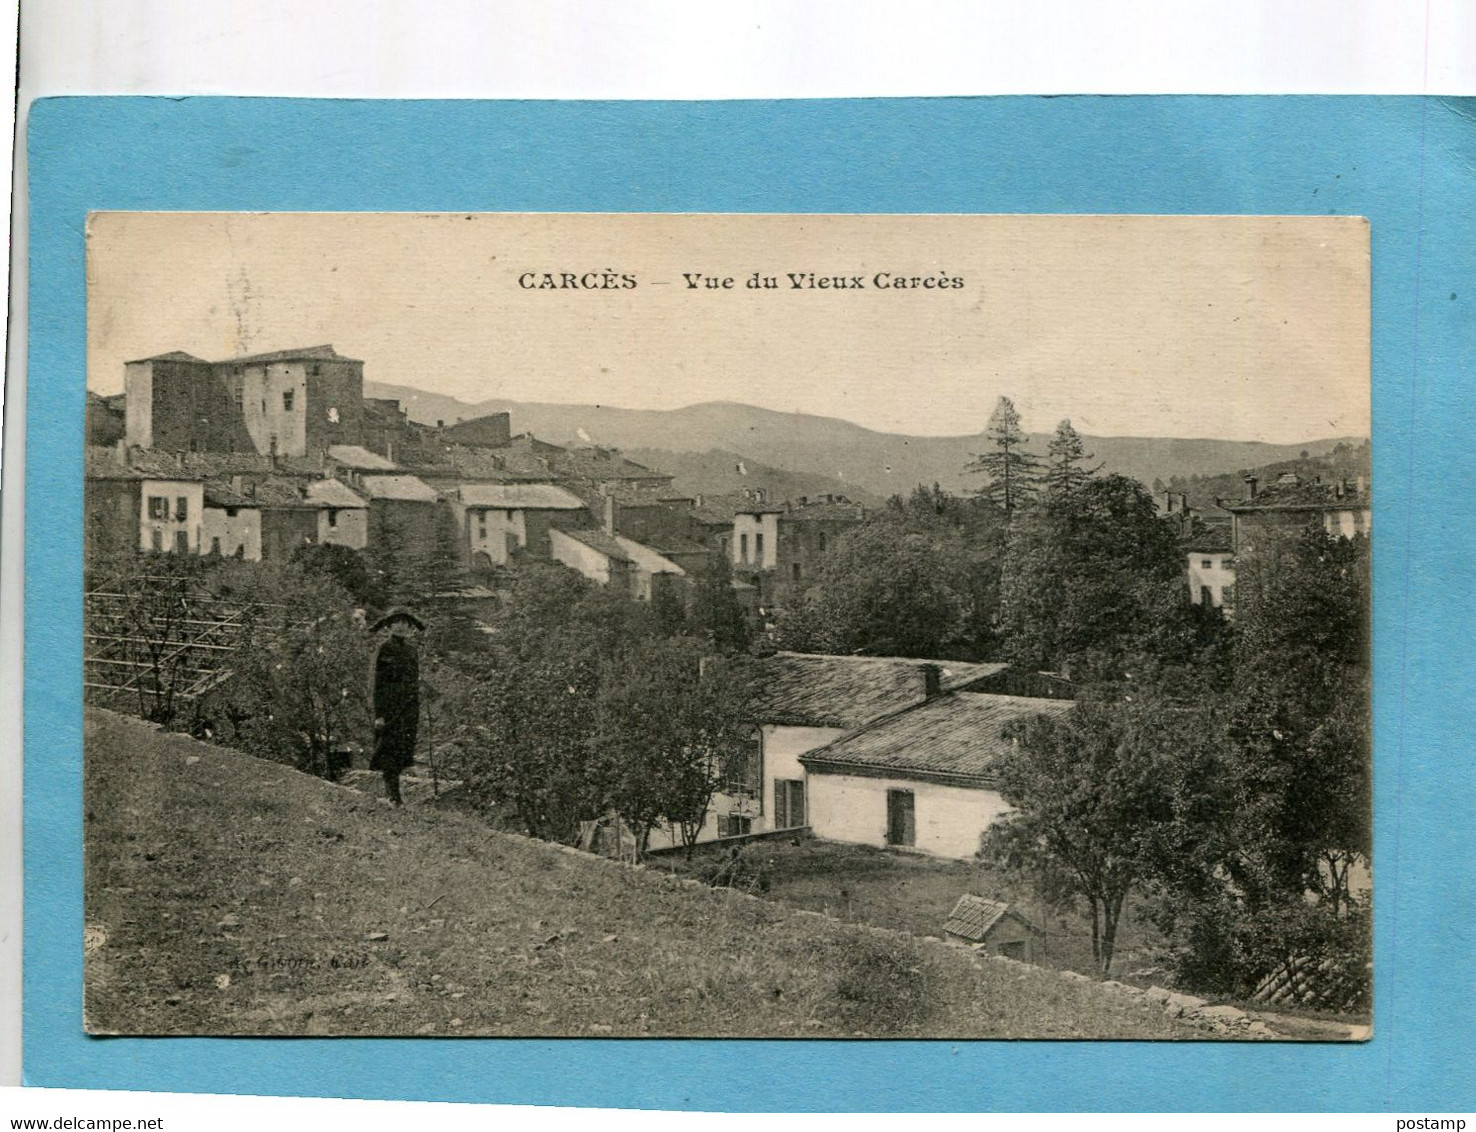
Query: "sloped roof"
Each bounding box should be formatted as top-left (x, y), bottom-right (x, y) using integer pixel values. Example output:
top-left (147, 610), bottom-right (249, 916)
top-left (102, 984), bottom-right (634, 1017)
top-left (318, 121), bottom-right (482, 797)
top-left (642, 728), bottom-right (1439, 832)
top-left (202, 481), bottom-right (255, 508)
top-left (800, 691), bottom-right (1072, 784)
top-left (753, 652), bottom-right (1011, 729)
top-left (552, 527), bottom-right (632, 563)
top-left (1223, 478), bottom-right (1370, 513)
top-left (328, 445), bottom-right (398, 471)
top-left (944, 895), bottom-right (1023, 943)
top-left (305, 479), bottom-right (369, 508)
top-left (179, 452), bottom-right (325, 478)
top-left (124, 350), bottom-right (207, 365)
top-left (784, 500), bottom-right (867, 522)
top-left (247, 478), bottom-right (318, 508)
top-left (614, 536), bottom-right (685, 575)
top-left (225, 344), bottom-right (360, 366)
top-left (360, 474), bottom-right (440, 503)
top-left (1184, 523), bottom-right (1233, 554)
top-left (458, 483), bottom-right (586, 510)
top-left (85, 447), bottom-right (204, 481)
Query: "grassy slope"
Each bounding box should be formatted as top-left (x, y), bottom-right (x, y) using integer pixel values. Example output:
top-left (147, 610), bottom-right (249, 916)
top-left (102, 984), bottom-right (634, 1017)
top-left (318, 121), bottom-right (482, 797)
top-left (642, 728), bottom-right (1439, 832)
top-left (84, 708), bottom-right (1202, 1039)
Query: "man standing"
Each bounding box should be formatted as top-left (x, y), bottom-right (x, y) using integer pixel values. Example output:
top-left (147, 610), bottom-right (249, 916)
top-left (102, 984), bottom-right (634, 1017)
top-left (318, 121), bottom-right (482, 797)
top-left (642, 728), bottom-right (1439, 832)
top-left (370, 609), bottom-right (425, 805)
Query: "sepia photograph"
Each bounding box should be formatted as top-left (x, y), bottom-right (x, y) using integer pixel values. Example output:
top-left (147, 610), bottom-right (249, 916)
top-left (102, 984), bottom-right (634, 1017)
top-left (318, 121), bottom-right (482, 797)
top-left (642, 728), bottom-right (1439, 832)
top-left (81, 212), bottom-right (1371, 1040)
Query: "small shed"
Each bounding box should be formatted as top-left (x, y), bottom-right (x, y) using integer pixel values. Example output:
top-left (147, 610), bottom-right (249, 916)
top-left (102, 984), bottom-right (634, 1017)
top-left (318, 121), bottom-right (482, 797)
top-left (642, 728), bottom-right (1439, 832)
top-left (944, 894), bottom-right (1039, 963)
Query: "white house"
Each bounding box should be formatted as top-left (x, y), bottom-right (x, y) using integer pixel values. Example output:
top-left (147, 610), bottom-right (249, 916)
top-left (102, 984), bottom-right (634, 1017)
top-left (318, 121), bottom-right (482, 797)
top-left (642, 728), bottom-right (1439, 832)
top-left (648, 652), bottom-right (1012, 852)
top-left (140, 478), bottom-right (205, 554)
top-left (800, 691), bottom-right (1073, 860)
top-left (200, 482), bottom-right (261, 559)
top-left (454, 482), bottom-right (587, 567)
top-left (306, 478), bottom-right (370, 550)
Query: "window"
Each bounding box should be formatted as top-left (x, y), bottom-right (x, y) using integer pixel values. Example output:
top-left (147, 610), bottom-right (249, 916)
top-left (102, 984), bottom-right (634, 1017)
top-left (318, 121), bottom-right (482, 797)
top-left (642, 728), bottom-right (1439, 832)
top-left (818, 531), bottom-right (827, 552)
top-left (718, 814), bottom-right (752, 838)
top-left (792, 562), bottom-right (802, 582)
top-left (150, 529), bottom-right (164, 551)
top-left (175, 496), bottom-right (189, 521)
top-left (477, 512), bottom-right (488, 538)
top-left (755, 532), bottom-right (765, 560)
top-left (774, 779), bottom-right (806, 830)
top-left (210, 537), bottom-right (222, 556)
top-left (147, 496), bottom-right (169, 520)
top-left (1201, 558), bottom-right (1213, 569)
top-left (283, 390), bottom-right (295, 411)
top-left (309, 364), bottom-right (321, 376)
top-left (723, 731), bottom-right (762, 796)
top-left (174, 530), bottom-right (190, 554)
top-left (1200, 585), bottom-right (1213, 606)
top-left (739, 533), bottom-right (749, 562)
top-left (886, 789), bottom-right (915, 847)
top-left (327, 508), bottom-right (339, 528)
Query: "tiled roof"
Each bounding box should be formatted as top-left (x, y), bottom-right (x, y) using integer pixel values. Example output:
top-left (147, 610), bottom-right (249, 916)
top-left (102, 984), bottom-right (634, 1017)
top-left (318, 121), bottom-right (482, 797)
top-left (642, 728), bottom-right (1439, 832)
top-left (553, 527), bottom-right (633, 562)
top-left (1223, 478), bottom-right (1370, 513)
top-left (645, 536), bottom-right (713, 557)
top-left (458, 483), bottom-right (586, 510)
top-left (202, 481), bottom-right (255, 508)
top-left (800, 691), bottom-right (1073, 783)
top-left (179, 452), bottom-right (325, 478)
top-left (223, 344), bottom-right (360, 366)
top-left (944, 895), bottom-right (1014, 942)
top-left (85, 447), bottom-right (204, 481)
top-left (305, 479), bottom-right (369, 508)
top-left (247, 479), bottom-right (319, 508)
top-left (123, 350), bottom-right (207, 364)
top-left (360, 474), bottom-right (441, 503)
top-left (783, 501), bottom-right (867, 522)
top-left (753, 652), bottom-right (1011, 729)
top-left (613, 536), bottom-right (685, 575)
top-left (1183, 524), bottom-right (1233, 553)
top-left (328, 445), bottom-right (398, 471)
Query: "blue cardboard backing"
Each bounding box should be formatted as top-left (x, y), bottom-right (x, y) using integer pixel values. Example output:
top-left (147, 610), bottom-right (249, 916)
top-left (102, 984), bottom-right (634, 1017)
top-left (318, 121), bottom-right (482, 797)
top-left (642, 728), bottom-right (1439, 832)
top-left (24, 95), bottom-right (1476, 1111)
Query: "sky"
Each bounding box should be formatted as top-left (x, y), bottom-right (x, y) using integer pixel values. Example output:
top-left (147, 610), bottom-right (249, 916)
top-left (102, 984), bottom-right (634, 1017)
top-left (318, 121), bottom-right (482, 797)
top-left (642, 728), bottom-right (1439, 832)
top-left (87, 212), bottom-right (1370, 443)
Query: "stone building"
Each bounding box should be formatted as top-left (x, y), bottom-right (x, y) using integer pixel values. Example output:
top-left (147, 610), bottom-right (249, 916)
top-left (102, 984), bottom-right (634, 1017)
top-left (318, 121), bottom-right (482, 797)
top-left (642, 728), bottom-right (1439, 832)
top-left (123, 345), bottom-right (365, 458)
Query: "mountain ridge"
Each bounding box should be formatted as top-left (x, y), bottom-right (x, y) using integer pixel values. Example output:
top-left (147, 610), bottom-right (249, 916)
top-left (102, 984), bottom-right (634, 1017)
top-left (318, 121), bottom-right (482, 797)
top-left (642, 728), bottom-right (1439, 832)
top-left (366, 381), bottom-right (1365, 499)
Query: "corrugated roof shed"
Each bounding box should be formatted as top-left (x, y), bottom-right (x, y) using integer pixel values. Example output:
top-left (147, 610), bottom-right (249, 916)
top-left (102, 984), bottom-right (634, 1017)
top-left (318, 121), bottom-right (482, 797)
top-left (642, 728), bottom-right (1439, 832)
top-left (753, 653), bottom-right (1012, 729)
top-left (458, 483), bottom-right (586, 510)
top-left (944, 895), bottom-right (1021, 943)
top-left (360, 475), bottom-right (440, 503)
top-left (801, 691), bottom-right (1071, 783)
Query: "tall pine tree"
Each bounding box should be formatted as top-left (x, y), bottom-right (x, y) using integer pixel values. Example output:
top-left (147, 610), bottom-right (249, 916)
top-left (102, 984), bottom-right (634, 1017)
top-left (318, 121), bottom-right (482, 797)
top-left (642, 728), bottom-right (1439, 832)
top-left (967, 396), bottom-right (1041, 512)
top-left (1044, 418), bottom-right (1100, 498)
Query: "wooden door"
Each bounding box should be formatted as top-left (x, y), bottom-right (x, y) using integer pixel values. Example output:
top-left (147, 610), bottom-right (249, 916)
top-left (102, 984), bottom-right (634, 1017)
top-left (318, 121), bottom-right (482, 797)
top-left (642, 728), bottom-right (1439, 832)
top-left (887, 789), bottom-right (915, 847)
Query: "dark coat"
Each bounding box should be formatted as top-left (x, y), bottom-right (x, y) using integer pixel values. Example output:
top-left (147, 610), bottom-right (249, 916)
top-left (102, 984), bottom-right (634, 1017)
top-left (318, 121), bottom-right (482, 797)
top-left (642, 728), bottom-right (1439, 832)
top-left (371, 636), bottom-right (420, 772)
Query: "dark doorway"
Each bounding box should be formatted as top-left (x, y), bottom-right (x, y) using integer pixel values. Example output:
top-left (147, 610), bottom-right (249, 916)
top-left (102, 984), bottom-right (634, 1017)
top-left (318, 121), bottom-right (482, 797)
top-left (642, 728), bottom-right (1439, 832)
top-left (886, 788), bottom-right (915, 847)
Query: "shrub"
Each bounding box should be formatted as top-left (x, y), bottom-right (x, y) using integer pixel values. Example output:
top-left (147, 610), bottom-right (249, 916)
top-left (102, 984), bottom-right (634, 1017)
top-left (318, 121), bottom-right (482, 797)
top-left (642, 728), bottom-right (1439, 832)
top-left (828, 935), bottom-right (936, 1034)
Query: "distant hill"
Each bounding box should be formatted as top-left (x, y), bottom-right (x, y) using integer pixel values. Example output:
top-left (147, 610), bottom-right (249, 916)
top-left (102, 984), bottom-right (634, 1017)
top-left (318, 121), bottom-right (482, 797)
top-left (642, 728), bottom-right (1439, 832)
top-left (1166, 440), bottom-right (1373, 513)
top-left (622, 448), bottom-right (886, 507)
top-left (366, 381), bottom-right (1364, 500)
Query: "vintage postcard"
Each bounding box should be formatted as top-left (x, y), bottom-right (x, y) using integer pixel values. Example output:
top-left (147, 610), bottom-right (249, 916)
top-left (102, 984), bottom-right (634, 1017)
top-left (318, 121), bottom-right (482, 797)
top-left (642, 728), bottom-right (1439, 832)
top-left (81, 211), bottom-right (1371, 1040)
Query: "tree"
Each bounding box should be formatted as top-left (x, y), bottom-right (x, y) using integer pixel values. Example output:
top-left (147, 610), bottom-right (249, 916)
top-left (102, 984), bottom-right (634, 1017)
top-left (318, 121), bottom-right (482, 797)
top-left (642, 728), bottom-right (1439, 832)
top-left (421, 503), bottom-right (468, 597)
top-left (650, 577), bottom-right (689, 637)
top-left (291, 542), bottom-right (381, 607)
top-left (223, 568), bottom-right (371, 779)
top-left (998, 474), bottom-right (1191, 675)
top-left (593, 639), bottom-right (755, 858)
top-left (981, 692), bottom-right (1203, 977)
top-left (967, 396), bottom-right (1041, 512)
top-left (774, 512), bottom-right (976, 659)
top-left (1044, 418), bottom-right (1100, 498)
top-left (687, 552), bottom-right (751, 653)
top-left (367, 510), bottom-right (411, 608)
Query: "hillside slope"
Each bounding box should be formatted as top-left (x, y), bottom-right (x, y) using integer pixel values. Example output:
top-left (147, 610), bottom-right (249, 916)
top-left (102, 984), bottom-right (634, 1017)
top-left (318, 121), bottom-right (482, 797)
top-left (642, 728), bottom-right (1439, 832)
top-left (366, 381), bottom-right (1361, 499)
top-left (84, 709), bottom-right (1201, 1039)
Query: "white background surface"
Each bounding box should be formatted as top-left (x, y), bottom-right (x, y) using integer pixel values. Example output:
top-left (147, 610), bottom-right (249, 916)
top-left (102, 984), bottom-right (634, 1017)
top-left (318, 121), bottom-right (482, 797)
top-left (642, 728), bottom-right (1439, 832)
top-left (3, 0), bottom-right (1475, 1118)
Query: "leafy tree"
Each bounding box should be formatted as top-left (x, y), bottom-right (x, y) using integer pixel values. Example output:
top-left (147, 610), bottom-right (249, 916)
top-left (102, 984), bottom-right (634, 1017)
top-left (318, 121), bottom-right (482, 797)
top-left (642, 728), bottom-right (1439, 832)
top-left (368, 510), bottom-right (411, 608)
top-left (1044, 418), bottom-right (1100, 498)
top-left (774, 512), bottom-right (975, 659)
top-left (223, 567), bottom-right (371, 779)
top-left (967, 396), bottom-right (1041, 512)
top-left (687, 552), bottom-right (751, 653)
top-left (593, 639), bottom-right (755, 858)
top-left (650, 577), bottom-right (689, 637)
top-left (981, 691), bottom-right (1207, 977)
top-left (998, 474), bottom-right (1190, 675)
top-left (291, 542), bottom-right (381, 607)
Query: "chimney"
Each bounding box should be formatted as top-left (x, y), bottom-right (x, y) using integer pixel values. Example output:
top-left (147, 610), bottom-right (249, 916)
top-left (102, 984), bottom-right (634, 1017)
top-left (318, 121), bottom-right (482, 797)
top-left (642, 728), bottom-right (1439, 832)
top-left (919, 663), bottom-right (942, 699)
top-left (1244, 475), bottom-right (1258, 500)
top-left (603, 494), bottom-right (616, 536)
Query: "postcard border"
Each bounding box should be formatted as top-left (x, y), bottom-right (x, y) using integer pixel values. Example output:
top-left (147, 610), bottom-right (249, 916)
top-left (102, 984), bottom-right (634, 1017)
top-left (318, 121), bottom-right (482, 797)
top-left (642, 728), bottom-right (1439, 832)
top-left (25, 95), bottom-right (1476, 1111)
